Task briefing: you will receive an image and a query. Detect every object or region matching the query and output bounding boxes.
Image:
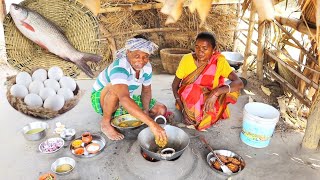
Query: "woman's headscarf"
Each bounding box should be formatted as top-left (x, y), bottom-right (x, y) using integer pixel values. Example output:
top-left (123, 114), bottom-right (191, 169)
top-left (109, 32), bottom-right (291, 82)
top-left (115, 38), bottom-right (159, 59)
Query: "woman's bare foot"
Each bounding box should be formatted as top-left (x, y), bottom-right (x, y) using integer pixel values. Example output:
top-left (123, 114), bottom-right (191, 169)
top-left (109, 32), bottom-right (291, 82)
top-left (182, 112), bottom-right (195, 125)
top-left (100, 121), bottom-right (124, 141)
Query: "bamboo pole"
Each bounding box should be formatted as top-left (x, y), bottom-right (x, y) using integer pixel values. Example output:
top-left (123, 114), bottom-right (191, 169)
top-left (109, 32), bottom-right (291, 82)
top-left (274, 20), bottom-right (318, 64)
top-left (257, 20), bottom-right (266, 80)
top-left (232, 3), bottom-right (242, 52)
top-left (283, 40), bottom-right (300, 49)
top-left (101, 28), bottom-right (181, 39)
top-left (0, 0), bottom-right (5, 22)
top-left (242, 4), bottom-right (256, 78)
top-left (266, 50), bottom-right (319, 90)
top-left (297, 51), bottom-right (306, 94)
top-left (239, 31), bottom-right (258, 46)
top-left (265, 66), bottom-right (312, 107)
top-left (275, 16), bottom-right (316, 37)
top-left (100, 3), bottom-right (163, 13)
top-left (307, 72), bottom-right (319, 100)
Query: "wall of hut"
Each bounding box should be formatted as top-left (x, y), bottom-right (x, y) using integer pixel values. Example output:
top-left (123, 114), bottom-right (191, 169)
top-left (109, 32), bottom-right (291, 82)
top-left (98, 1), bottom-right (239, 67)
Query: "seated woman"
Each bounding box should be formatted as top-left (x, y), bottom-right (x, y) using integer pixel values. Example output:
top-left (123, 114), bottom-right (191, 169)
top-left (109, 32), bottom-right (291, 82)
top-left (172, 32), bottom-right (244, 131)
top-left (91, 35), bottom-right (167, 142)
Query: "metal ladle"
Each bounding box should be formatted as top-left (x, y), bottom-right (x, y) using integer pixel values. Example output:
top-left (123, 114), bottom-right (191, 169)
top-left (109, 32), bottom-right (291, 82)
top-left (200, 136), bottom-right (233, 175)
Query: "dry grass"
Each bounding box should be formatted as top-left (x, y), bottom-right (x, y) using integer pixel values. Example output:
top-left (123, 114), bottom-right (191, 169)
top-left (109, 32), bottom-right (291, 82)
top-left (98, 2), bottom-right (239, 65)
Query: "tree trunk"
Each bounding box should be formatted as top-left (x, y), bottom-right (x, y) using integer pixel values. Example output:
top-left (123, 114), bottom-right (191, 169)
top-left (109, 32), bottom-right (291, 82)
top-left (302, 88), bottom-right (320, 150)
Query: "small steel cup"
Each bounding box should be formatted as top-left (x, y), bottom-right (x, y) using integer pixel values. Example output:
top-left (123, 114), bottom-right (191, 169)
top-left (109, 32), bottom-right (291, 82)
top-left (60, 128), bottom-right (76, 141)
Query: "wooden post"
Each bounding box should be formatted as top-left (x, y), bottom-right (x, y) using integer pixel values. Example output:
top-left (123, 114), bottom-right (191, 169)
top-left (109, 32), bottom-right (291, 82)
top-left (0, 0), bottom-right (6, 22)
top-left (302, 88), bottom-right (320, 150)
top-left (242, 4), bottom-right (256, 78)
top-left (257, 20), bottom-right (266, 80)
top-left (274, 20), bottom-right (318, 64)
top-left (232, 2), bottom-right (242, 52)
top-left (302, 28), bottom-right (320, 149)
top-left (275, 16), bottom-right (316, 37)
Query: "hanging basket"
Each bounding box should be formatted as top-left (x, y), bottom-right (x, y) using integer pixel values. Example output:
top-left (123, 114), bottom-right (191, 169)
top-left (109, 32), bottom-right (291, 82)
top-left (3, 0), bottom-right (104, 79)
top-left (160, 48), bottom-right (192, 74)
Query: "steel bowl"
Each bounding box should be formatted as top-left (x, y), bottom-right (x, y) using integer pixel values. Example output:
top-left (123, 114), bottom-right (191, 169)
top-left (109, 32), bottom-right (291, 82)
top-left (22, 121), bottom-right (49, 141)
top-left (60, 128), bottom-right (76, 141)
top-left (221, 51), bottom-right (244, 66)
top-left (207, 150), bottom-right (246, 177)
top-left (51, 157), bottom-right (75, 175)
top-left (39, 137), bottom-right (65, 154)
top-left (111, 114), bottom-right (145, 130)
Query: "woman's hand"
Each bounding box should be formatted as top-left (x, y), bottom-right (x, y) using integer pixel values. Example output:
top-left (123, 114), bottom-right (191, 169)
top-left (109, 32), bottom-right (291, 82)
top-left (204, 94), bottom-right (218, 112)
top-left (150, 123), bottom-right (167, 145)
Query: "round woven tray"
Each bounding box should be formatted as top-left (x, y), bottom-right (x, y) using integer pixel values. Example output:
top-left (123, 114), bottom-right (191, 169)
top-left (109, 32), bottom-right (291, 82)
top-left (6, 69), bottom-right (83, 119)
top-left (3, 0), bottom-right (103, 79)
top-left (160, 48), bottom-right (192, 74)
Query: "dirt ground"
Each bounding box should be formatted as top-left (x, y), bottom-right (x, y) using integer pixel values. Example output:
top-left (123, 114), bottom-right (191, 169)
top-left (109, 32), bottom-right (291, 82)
top-left (1, 3), bottom-right (320, 178)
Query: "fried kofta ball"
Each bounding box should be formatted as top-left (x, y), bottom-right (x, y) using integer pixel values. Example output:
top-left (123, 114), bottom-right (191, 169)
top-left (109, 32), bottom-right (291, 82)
top-left (227, 157), bottom-right (241, 165)
top-left (212, 160), bottom-right (221, 170)
top-left (217, 154), bottom-right (229, 163)
top-left (226, 163), bottom-right (239, 173)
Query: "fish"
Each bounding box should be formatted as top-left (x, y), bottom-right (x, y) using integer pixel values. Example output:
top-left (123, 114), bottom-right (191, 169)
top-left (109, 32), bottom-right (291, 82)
top-left (9, 3), bottom-right (102, 78)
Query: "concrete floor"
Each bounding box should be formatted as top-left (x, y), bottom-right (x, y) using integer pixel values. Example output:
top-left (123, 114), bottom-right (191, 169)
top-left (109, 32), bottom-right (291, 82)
top-left (1, 74), bottom-right (320, 180)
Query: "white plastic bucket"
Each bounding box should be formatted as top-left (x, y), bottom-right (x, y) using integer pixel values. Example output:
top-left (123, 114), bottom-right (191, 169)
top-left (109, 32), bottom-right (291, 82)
top-left (240, 102), bottom-right (280, 148)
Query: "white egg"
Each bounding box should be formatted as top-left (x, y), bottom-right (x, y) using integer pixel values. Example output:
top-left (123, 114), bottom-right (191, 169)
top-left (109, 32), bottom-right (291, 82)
top-left (57, 88), bottom-right (74, 101)
top-left (59, 76), bottom-right (76, 91)
top-left (44, 79), bottom-right (60, 92)
top-left (32, 69), bottom-right (47, 82)
top-left (39, 87), bottom-right (56, 100)
top-left (48, 66), bottom-right (63, 81)
top-left (10, 84), bottom-right (29, 98)
top-left (28, 80), bottom-right (44, 94)
top-left (16, 71), bottom-right (32, 87)
top-left (43, 95), bottom-right (65, 111)
top-left (24, 93), bottom-right (43, 108)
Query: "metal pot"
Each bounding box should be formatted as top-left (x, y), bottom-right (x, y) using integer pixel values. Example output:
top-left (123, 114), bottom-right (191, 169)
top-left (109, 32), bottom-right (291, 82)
top-left (221, 51), bottom-right (244, 66)
top-left (138, 115), bottom-right (190, 161)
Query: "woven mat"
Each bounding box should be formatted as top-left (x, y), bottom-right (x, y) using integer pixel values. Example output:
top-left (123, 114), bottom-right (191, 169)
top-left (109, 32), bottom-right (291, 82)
top-left (4, 0), bottom-right (104, 79)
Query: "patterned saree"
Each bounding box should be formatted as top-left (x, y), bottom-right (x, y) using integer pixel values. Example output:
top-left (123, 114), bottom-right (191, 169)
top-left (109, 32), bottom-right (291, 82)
top-left (178, 52), bottom-right (239, 131)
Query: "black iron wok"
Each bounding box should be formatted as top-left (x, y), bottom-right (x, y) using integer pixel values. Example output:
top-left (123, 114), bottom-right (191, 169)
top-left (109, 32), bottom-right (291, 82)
top-left (137, 115), bottom-right (190, 161)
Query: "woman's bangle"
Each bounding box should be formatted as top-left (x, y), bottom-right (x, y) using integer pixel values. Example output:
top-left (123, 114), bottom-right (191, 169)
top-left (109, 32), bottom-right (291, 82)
top-left (226, 84), bottom-right (231, 93)
top-left (175, 97), bottom-right (180, 100)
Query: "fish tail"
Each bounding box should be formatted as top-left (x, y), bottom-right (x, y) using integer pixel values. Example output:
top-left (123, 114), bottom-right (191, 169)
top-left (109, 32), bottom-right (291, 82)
top-left (74, 53), bottom-right (102, 78)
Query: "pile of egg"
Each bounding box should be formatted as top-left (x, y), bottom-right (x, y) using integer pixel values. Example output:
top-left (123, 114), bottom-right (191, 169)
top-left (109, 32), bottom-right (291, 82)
top-left (10, 66), bottom-right (77, 111)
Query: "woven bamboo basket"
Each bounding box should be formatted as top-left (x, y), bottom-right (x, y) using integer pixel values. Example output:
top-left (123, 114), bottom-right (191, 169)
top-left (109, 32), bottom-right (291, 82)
top-left (160, 48), bottom-right (192, 74)
top-left (3, 0), bottom-right (103, 79)
top-left (6, 68), bottom-right (83, 119)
